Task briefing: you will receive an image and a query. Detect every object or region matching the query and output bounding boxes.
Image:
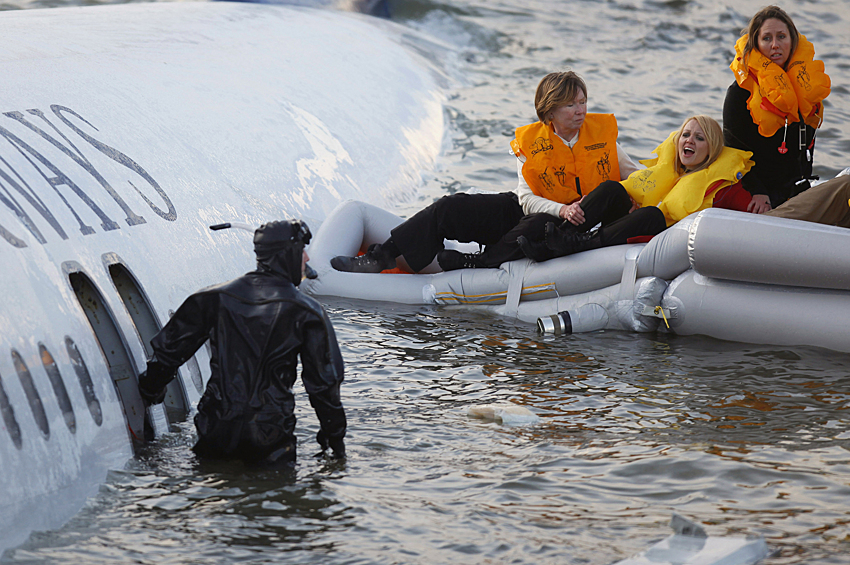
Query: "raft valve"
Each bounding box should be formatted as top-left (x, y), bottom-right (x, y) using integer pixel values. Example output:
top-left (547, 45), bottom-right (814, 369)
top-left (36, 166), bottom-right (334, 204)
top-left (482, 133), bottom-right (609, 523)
top-left (537, 311), bottom-right (572, 335)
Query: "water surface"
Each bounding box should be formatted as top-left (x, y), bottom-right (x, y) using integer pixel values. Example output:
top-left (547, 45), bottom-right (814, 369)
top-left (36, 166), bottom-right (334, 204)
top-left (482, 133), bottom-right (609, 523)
top-left (3, 0), bottom-right (849, 563)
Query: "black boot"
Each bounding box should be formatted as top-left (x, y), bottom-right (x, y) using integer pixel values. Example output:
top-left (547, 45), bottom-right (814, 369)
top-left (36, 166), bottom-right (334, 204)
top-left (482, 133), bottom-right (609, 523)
top-left (331, 243), bottom-right (396, 273)
top-left (517, 236), bottom-right (556, 262)
top-left (544, 223), bottom-right (597, 257)
top-left (437, 249), bottom-right (486, 271)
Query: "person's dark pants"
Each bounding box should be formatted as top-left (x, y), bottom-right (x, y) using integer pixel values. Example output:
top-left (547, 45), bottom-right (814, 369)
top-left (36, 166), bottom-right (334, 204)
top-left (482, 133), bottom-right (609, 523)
top-left (596, 205), bottom-right (667, 245)
top-left (391, 191), bottom-right (525, 272)
top-left (515, 181), bottom-right (668, 254)
top-left (192, 408), bottom-right (298, 466)
top-left (391, 182), bottom-right (667, 271)
top-left (583, 181), bottom-right (667, 246)
top-left (479, 213), bottom-right (560, 266)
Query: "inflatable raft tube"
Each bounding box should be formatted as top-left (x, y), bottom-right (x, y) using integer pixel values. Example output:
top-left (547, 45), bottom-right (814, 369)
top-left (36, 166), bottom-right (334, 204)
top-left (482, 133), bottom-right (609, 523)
top-left (305, 195), bottom-right (850, 354)
top-left (304, 199), bottom-right (674, 305)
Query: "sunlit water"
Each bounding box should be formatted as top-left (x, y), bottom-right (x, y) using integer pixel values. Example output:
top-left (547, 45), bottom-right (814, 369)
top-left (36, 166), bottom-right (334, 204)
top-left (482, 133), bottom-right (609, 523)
top-left (3, 0), bottom-right (850, 563)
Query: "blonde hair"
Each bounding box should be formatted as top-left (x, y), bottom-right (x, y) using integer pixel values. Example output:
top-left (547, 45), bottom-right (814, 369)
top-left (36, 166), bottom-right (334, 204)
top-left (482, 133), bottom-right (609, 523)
top-left (673, 115), bottom-right (724, 175)
top-left (741, 5), bottom-right (799, 70)
top-left (534, 71), bottom-right (587, 124)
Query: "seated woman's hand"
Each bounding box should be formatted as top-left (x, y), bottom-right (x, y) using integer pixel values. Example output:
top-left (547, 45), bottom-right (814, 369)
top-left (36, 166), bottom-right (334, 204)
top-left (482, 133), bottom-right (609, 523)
top-left (560, 197), bottom-right (586, 225)
top-left (747, 194), bottom-right (772, 214)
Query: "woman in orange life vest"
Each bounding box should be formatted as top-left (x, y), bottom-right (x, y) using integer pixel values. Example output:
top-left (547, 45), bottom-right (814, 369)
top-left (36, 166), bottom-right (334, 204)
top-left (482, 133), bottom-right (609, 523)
top-left (724, 5), bottom-right (850, 227)
top-left (330, 71), bottom-right (640, 274)
top-left (516, 115), bottom-right (754, 261)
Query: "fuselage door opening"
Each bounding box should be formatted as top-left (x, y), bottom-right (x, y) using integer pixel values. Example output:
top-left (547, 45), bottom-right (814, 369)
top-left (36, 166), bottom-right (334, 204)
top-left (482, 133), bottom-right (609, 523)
top-left (104, 255), bottom-right (189, 423)
top-left (64, 262), bottom-right (168, 449)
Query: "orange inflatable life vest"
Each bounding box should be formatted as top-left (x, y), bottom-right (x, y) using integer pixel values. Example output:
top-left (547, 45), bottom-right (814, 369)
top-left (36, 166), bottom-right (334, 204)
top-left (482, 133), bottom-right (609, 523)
top-left (510, 114), bottom-right (620, 205)
top-left (730, 34), bottom-right (830, 138)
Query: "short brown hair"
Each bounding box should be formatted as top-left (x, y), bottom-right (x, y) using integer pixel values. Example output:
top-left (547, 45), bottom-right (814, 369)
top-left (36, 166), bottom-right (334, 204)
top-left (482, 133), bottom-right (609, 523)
top-left (534, 72), bottom-right (587, 124)
top-left (741, 5), bottom-right (799, 70)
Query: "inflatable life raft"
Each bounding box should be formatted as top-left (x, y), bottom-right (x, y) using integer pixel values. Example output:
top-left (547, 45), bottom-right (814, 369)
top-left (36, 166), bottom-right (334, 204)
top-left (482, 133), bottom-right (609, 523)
top-left (303, 180), bottom-right (850, 355)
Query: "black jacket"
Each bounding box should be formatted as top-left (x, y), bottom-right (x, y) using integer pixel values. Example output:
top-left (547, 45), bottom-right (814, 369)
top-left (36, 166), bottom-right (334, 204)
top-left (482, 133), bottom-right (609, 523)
top-left (143, 269), bottom-right (345, 463)
top-left (723, 82), bottom-right (816, 207)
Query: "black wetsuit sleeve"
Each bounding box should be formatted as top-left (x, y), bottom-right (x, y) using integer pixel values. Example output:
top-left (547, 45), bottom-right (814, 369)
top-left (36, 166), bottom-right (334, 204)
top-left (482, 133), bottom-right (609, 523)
top-left (141, 291), bottom-right (217, 396)
top-left (723, 82), bottom-right (768, 198)
top-left (301, 306), bottom-right (346, 445)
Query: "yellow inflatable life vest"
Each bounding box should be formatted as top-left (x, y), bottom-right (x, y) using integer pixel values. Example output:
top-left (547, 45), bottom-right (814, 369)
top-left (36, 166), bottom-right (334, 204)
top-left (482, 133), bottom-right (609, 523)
top-left (730, 34), bottom-right (830, 137)
top-left (510, 114), bottom-right (620, 204)
top-left (622, 130), bottom-right (754, 226)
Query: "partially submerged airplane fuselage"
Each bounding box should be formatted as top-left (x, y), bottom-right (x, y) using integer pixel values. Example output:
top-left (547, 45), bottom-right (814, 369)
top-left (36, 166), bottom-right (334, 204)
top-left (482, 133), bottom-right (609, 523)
top-left (0, 1), bottom-right (446, 552)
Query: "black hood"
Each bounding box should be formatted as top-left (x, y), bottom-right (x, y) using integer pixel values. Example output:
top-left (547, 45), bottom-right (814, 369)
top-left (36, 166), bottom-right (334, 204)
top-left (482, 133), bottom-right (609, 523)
top-left (253, 220), bottom-right (312, 285)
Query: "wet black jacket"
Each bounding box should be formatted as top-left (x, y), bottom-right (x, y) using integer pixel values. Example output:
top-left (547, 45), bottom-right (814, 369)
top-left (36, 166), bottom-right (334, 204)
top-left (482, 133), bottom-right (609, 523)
top-left (723, 82), bottom-right (816, 208)
top-left (144, 269), bottom-right (345, 463)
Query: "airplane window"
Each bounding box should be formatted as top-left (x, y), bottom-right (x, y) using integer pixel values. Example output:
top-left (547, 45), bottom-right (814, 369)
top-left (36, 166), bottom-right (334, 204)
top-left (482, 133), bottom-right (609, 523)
top-left (39, 343), bottom-right (76, 433)
top-left (11, 349), bottom-right (49, 439)
top-left (65, 337), bottom-right (103, 426)
top-left (0, 371), bottom-right (22, 449)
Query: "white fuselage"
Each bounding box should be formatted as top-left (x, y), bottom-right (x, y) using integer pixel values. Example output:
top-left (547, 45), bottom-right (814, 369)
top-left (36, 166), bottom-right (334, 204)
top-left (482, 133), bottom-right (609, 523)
top-left (0, 2), bottom-right (445, 552)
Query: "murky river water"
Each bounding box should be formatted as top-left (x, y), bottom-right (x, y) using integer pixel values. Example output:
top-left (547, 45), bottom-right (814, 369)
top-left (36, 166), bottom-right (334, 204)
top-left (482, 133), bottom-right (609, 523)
top-left (3, 0), bottom-right (849, 563)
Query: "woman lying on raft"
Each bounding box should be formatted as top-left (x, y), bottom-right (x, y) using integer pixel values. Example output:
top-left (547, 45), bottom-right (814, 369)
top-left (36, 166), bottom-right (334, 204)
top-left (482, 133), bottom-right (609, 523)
top-left (330, 70), bottom-right (640, 274)
top-left (516, 115), bottom-right (754, 261)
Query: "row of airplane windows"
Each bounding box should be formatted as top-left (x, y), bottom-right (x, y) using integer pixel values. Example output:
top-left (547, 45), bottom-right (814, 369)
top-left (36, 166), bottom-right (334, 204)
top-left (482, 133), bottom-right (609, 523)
top-left (0, 336), bottom-right (102, 450)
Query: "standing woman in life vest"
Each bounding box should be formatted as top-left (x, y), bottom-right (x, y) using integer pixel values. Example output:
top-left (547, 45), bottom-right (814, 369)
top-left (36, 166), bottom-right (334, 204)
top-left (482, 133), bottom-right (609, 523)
top-left (723, 5), bottom-right (831, 214)
top-left (724, 5), bottom-right (850, 226)
top-left (329, 70), bottom-right (640, 274)
top-left (516, 115), bottom-right (754, 261)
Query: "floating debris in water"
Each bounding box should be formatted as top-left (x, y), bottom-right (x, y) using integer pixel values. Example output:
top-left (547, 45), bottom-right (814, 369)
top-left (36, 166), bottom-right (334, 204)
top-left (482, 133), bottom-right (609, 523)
top-left (467, 404), bottom-right (540, 426)
top-left (612, 513), bottom-right (770, 565)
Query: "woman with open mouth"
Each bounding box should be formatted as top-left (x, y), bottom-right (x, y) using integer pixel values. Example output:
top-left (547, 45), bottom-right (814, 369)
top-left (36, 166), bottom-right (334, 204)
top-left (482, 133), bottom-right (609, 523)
top-left (517, 114), bottom-right (754, 261)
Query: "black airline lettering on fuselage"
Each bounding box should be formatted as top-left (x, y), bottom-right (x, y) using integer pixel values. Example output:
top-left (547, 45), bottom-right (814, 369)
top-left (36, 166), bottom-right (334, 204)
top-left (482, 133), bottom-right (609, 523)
top-left (0, 105), bottom-right (176, 249)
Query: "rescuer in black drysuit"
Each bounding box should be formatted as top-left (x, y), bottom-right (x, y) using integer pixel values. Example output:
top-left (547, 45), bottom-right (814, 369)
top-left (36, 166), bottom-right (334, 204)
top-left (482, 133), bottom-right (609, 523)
top-left (138, 219), bottom-right (346, 465)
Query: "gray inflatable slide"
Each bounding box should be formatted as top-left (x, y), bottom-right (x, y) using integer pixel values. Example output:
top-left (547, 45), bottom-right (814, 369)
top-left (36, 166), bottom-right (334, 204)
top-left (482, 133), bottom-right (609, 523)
top-left (305, 193), bottom-right (850, 355)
